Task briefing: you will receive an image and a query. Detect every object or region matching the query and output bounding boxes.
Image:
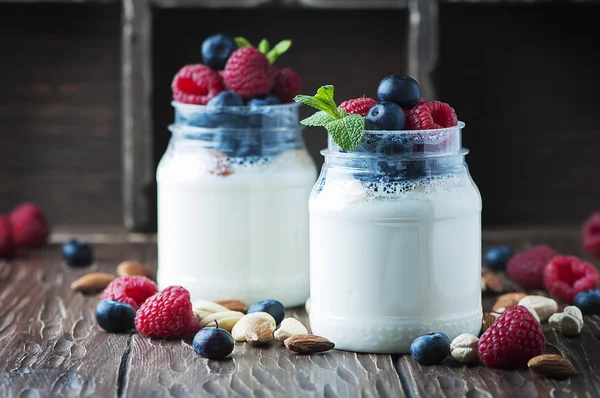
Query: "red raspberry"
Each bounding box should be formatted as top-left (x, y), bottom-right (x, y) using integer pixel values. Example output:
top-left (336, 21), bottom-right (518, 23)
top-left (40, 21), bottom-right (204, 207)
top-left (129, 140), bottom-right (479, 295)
top-left (339, 97), bottom-right (377, 117)
top-left (134, 285), bottom-right (200, 339)
top-left (544, 255), bottom-right (599, 303)
top-left (9, 203), bottom-right (50, 247)
top-left (223, 47), bottom-right (270, 100)
top-left (171, 64), bottom-right (225, 105)
top-left (100, 276), bottom-right (158, 310)
top-left (405, 100), bottom-right (458, 130)
top-left (478, 306), bottom-right (545, 369)
top-left (0, 215), bottom-right (15, 259)
top-left (506, 245), bottom-right (557, 289)
top-left (269, 66), bottom-right (302, 104)
top-left (582, 212), bottom-right (600, 256)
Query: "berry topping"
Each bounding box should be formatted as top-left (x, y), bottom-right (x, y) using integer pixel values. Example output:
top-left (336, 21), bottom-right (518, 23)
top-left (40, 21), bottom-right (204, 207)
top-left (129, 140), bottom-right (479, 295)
top-left (9, 203), bottom-right (50, 247)
top-left (377, 75), bottom-right (421, 110)
top-left (405, 100), bottom-right (458, 130)
top-left (62, 239), bottom-right (94, 267)
top-left (0, 215), bottom-right (15, 259)
top-left (484, 246), bottom-right (514, 271)
top-left (246, 94), bottom-right (280, 107)
top-left (269, 66), bottom-right (302, 104)
top-left (172, 64), bottom-right (225, 105)
top-left (201, 33), bottom-right (238, 71)
top-left (478, 306), bottom-right (545, 369)
top-left (544, 256), bottom-right (599, 303)
top-left (207, 90), bottom-right (244, 108)
top-left (135, 285), bottom-right (200, 339)
top-left (193, 327), bottom-right (235, 360)
top-left (223, 47), bottom-right (270, 100)
top-left (574, 289), bottom-right (600, 315)
top-left (339, 97), bottom-right (377, 117)
top-left (95, 299), bottom-right (136, 333)
top-left (410, 332), bottom-right (450, 365)
top-left (100, 276), bottom-right (158, 310)
top-left (582, 212), bottom-right (600, 256)
top-left (247, 299), bottom-right (285, 325)
top-left (365, 101), bottom-right (406, 131)
top-left (506, 245), bottom-right (557, 290)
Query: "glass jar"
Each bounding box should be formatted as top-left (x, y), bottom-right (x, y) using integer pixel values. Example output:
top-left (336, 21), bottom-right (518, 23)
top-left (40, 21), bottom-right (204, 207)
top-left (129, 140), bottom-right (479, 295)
top-left (157, 101), bottom-right (317, 306)
top-left (309, 122), bottom-right (482, 353)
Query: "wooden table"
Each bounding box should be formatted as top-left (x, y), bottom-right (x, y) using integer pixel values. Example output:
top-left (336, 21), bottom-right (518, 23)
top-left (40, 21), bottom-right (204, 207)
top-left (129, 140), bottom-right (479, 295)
top-left (1, 228), bottom-right (599, 397)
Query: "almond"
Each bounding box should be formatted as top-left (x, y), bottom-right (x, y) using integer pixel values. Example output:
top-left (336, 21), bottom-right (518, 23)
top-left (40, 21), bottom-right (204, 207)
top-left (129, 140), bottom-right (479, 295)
top-left (216, 299), bottom-right (247, 313)
top-left (284, 334), bottom-right (335, 354)
top-left (528, 354), bottom-right (577, 379)
top-left (481, 273), bottom-right (504, 294)
top-left (481, 312), bottom-right (498, 334)
top-left (492, 292), bottom-right (528, 313)
top-left (71, 273), bottom-right (115, 293)
top-left (245, 324), bottom-right (273, 346)
top-left (116, 260), bottom-right (154, 279)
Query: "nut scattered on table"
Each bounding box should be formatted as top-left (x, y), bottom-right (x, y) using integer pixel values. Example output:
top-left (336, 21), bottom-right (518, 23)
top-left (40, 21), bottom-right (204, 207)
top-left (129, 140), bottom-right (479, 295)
top-left (481, 273), bottom-right (504, 294)
top-left (70, 273), bottom-right (115, 293)
top-left (492, 292), bottom-right (528, 313)
top-left (481, 312), bottom-right (499, 334)
top-left (518, 295), bottom-right (558, 322)
top-left (198, 311), bottom-right (244, 332)
top-left (192, 300), bottom-right (230, 320)
top-left (231, 312), bottom-right (276, 342)
top-left (274, 318), bottom-right (308, 342)
top-left (528, 354), bottom-right (577, 379)
top-left (116, 260), bottom-right (154, 279)
top-left (450, 333), bottom-right (479, 364)
top-left (216, 299), bottom-right (248, 313)
top-left (245, 324), bottom-right (273, 346)
top-left (284, 334), bottom-right (335, 354)
top-left (549, 306), bottom-right (584, 337)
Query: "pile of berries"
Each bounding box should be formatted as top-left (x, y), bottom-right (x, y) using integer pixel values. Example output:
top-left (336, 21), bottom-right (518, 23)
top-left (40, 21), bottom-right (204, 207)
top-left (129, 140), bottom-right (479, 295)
top-left (0, 203), bottom-right (50, 259)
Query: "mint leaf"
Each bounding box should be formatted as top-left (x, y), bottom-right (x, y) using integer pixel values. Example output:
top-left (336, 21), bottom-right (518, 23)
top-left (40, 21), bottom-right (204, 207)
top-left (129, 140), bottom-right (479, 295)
top-left (258, 39), bottom-right (269, 54)
top-left (300, 111), bottom-right (335, 127)
top-left (325, 114), bottom-right (365, 151)
top-left (234, 37), bottom-right (253, 48)
top-left (316, 85), bottom-right (335, 104)
top-left (293, 95), bottom-right (338, 119)
top-left (266, 40), bottom-right (292, 64)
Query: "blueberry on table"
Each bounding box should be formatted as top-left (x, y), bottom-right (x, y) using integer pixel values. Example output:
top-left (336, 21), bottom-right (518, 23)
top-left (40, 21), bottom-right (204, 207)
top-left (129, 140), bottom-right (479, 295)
top-left (365, 102), bottom-right (406, 131)
top-left (484, 246), bottom-right (514, 271)
top-left (377, 75), bottom-right (421, 110)
top-left (247, 94), bottom-right (280, 107)
top-left (193, 327), bottom-right (235, 360)
top-left (247, 299), bottom-right (285, 325)
top-left (95, 299), bottom-right (136, 333)
top-left (201, 33), bottom-right (238, 71)
top-left (574, 290), bottom-right (600, 315)
top-left (207, 91), bottom-right (244, 108)
top-left (62, 239), bottom-right (93, 267)
top-left (410, 332), bottom-right (450, 365)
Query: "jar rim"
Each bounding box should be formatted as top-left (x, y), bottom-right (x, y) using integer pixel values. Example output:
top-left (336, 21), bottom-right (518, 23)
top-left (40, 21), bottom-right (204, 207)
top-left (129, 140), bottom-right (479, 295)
top-left (172, 100), bottom-right (301, 111)
top-left (361, 121), bottom-right (465, 135)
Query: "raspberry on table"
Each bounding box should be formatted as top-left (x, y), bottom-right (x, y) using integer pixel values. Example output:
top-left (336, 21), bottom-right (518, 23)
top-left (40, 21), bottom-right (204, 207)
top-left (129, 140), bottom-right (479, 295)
top-left (223, 47), bottom-right (270, 100)
top-left (339, 97), bottom-right (377, 117)
top-left (100, 276), bottom-right (158, 310)
top-left (582, 212), bottom-right (600, 256)
top-left (544, 255), bottom-right (599, 303)
top-left (506, 245), bottom-right (557, 290)
top-left (478, 306), bottom-right (545, 369)
top-left (9, 203), bottom-right (50, 247)
top-left (171, 64), bottom-right (225, 105)
top-left (269, 66), bottom-right (302, 104)
top-left (135, 285), bottom-right (200, 339)
top-left (404, 100), bottom-right (457, 130)
top-left (0, 215), bottom-right (15, 259)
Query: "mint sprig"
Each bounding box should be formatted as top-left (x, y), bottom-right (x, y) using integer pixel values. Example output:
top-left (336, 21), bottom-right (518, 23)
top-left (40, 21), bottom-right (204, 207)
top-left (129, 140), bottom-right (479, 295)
top-left (234, 37), bottom-right (292, 64)
top-left (294, 85), bottom-right (365, 151)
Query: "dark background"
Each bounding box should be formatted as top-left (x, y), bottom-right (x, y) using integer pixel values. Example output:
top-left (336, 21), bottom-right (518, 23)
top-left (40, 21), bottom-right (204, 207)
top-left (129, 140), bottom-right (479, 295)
top-left (1, 3), bottom-right (599, 230)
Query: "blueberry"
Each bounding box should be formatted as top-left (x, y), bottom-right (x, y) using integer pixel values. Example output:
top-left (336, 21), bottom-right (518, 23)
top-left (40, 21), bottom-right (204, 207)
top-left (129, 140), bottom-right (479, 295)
top-left (236, 134), bottom-right (262, 157)
top-left (484, 246), bottom-right (514, 271)
top-left (247, 299), bottom-right (285, 325)
top-left (207, 91), bottom-right (244, 108)
top-left (193, 327), bottom-right (235, 360)
top-left (574, 290), bottom-right (600, 315)
top-left (375, 139), bottom-right (409, 155)
top-left (247, 94), bottom-right (280, 107)
top-left (410, 332), bottom-right (450, 365)
top-left (365, 102), bottom-right (406, 131)
top-left (201, 33), bottom-right (238, 70)
top-left (95, 299), bottom-right (136, 333)
top-left (377, 75), bottom-right (421, 110)
top-left (62, 239), bottom-right (93, 267)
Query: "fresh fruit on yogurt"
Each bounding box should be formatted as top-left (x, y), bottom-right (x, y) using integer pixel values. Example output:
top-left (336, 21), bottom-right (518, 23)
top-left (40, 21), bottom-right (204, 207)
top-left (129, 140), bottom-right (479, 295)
top-left (0, 215), bottom-right (14, 259)
top-left (9, 203), bottom-right (50, 247)
top-left (95, 299), bottom-right (136, 333)
top-left (223, 47), bottom-right (270, 100)
top-left (193, 326), bottom-right (235, 360)
top-left (409, 332), bottom-right (450, 365)
top-left (135, 285), bottom-right (200, 339)
top-left (478, 305), bottom-right (545, 369)
top-left (484, 246), bottom-right (514, 271)
top-left (100, 275), bottom-right (158, 310)
top-left (582, 212), bottom-right (600, 256)
top-left (247, 94), bottom-right (280, 107)
top-left (207, 90), bottom-right (244, 108)
top-left (269, 66), bottom-right (302, 104)
top-left (365, 101), bottom-right (406, 130)
top-left (201, 33), bottom-right (238, 70)
top-left (506, 245), bottom-right (557, 290)
top-left (247, 299), bottom-right (285, 326)
top-left (405, 100), bottom-right (457, 130)
top-left (544, 256), bottom-right (599, 303)
top-left (377, 75), bottom-right (421, 110)
top-left (574, 289), bottom-right (600, 315)
top-left (172, 64), bottom-right (225, 105)
top-left (62, 239), bottom-right (94, 267)
top-left (339, 97), bottom-right (377, 117)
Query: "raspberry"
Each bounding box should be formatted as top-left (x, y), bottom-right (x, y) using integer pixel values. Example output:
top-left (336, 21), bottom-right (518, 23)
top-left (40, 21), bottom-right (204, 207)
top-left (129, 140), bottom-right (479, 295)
top-left (100, 276), bottom-right (158, 310)
top-left (223, 47), bottom-right (270, 100)
top-left (171, 64), bottom-right (225, 105)
top-left (582, 212), bottom-right (600, 256)
top-left (544, 255), bottom-right (599, 303)
top-left (0, 215), bottom-right (15, 259)
top-left (405, 100), bottom-right (457, 130)
top-left (339, 97), bottom-right (377, 117)
top-left (135, 285), bottom-right (200, 339)
top-left (506, 245), bottom-right (557, 289)
top-left (269, 66), bottom-right (302, 104)
top-left (9, 203), bottom-right (50, 247)
top-left (478, 306), bottom-right (545, 369)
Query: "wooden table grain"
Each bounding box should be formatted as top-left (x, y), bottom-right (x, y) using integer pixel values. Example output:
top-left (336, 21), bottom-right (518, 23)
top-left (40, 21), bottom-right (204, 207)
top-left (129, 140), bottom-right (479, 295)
top-left (1, 229), bottom-right (599, 397)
